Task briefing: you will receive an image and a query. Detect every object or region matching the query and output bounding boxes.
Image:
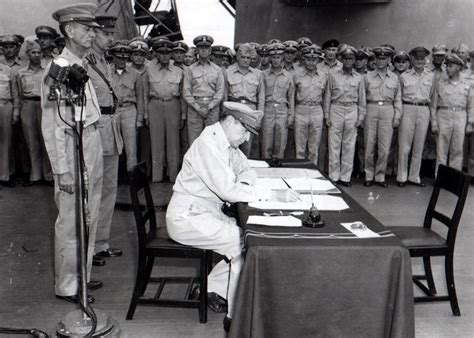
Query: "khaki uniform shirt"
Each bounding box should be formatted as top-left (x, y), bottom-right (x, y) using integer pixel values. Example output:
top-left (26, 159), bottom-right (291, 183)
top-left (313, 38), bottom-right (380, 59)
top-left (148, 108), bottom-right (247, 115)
top-left (16, 62), bottom-right (45, 98)
top-left (111, 65), bottom-right (146, 122)
top-left (41, 47), bottom-right (101, 175)
top-left (0, 63), bottom-right (20, 108)
top-left (317, 59), bottom-right (343, 75)
top-left (183, 59), bottom-right (224, 111)
top-left (225, 64), bottom-right (265, 111)
top-left (364, 69), bottom-right (402, 120)
top-left (263, 67), bottom-right (295, 119)
top-left (399, 68), bottom-right (435, 104)
top-left (293, 68), bottom-right (328, 105)
top-left (324, 68), bottom-right (366, 121)
top-left (0, 56), bottom-right (25, 71)
top-left (86, 47), bottom-right (114, 107)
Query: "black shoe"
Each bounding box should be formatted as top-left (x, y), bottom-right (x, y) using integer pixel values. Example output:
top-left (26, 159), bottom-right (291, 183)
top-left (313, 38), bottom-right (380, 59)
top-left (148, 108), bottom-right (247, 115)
top-left (338, 180), bottom-right (351, 187)
top-left (364, 180), bottom-right (373, 187)
top-left (375, 181), bottom-right (388, 188)
top-left (1, 179), bottom-right (15, 187)
top-left (408, 180), bottom-right (425, 187)
top-left (223, 315), bottom-right (232, 332)
top-left (397, 181), bottom-right (406, 187)
top-left (56, 294), bottom-right (95, 304)
top-left (92, 255), bottom-right (106, 266)
top-left (207, 292), bottom-right (228, 313)
top-left (87, 280), bottom-right (103, 290)
top-left (95, 248), bottom-right (123, 258)
top-left (43, 179), bottom-right (54, 187)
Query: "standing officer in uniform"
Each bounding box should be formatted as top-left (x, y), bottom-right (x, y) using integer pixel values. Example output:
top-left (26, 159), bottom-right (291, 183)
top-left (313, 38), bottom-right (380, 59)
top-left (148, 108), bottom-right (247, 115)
top-left (464, 50), bottom-right (474, 181)
top-left (257, 44), bottom-right (271, 71)
top-left (225, 43), bottom-right (265, 158)
top-left (87, 15), bottom-right (123, 266)
top-left (110, 42), bottom-right (145, 171)
top-left (319, 39), bottom-right (343, 75)
top-left (261, 43), bottom-right (295, 159)
top-left (293, 45), bottom-right (327, 166)
top-left (363, 46), bottom-right (402, 187)
top-left (166, 102), bottom-right (298, 332)
top-left (431, 54), bottom-right (473, 172)
top-left (282, 40), bottom-right (299, 74)
top-left (324, 45), bottom-right (366, 187)
top-left (0, 35), bottom-right (25, 69)
top-left (183, 35), bottom-right (224, 145)
top-left (144, 38), bottom-right (184, 182)
top-left (183, 47), bottom-right (196, 66)
top-left (16, 40), bottom-right (53, 186)
top-left (35, 25), bottom-right (58, 67)
top-left (431, 45), bottom-right (447, 81)
top-left (397, 47), bottom-right (434, 187)
top-left (129, 38), bottom-right (149, 75)
top-left (172, 41), bottom-right (188, 69)
top-left (42, 3), bottom-right (103, 302)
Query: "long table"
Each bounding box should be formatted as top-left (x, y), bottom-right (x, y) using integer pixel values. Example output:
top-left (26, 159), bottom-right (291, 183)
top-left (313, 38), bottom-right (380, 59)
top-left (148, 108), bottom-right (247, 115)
top-left (229, 164), bottom-right (414, 338)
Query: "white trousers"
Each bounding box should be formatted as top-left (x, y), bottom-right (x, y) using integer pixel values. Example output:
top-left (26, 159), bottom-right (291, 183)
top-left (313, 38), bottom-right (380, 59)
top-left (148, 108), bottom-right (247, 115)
top-left (166, 193), bottom-right (243, 317)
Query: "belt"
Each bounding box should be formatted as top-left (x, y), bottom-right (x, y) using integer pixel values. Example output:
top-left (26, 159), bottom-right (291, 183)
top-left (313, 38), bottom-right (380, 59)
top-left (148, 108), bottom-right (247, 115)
top-left (23, 96), bottom-right (41, 102)
top-left (228, 97), bottom-right (257, 105)
top-left (100, 106), bottom-right (115, 115)
top-left (367, 100), bottom-right (392, 106)
top-left (151, 97), bottom-right (177, 102)
top-left (437, 105), bottom-right (466, 111)
top-left (0, 98), bottom-right (12, 104)
top-left (266, 101), bottom-right (287, 108)
top-left (297, 101), bottom-right (321, 106)
top-left (331, 101), bottom-right (356, 107)
top-left (194, 96), bottom-right (212, 102)
top-left (117, 101), bottom-right (134, 107)
top-left (403, 101), bottom-right (429, 106)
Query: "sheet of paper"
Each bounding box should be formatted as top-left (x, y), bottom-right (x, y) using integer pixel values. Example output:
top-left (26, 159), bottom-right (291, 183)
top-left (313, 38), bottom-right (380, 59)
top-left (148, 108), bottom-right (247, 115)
top-left (340, 222), bottom-right (381, 238)
top-left (284, 177), bottom-right (339, 193)
top-left (254, 178), bottom-right (289, 190)
top-left (248, 160), bottom-right (270, 168)
top-left (247, 215), bottom-right (302, 227)
top-left (249, 194), bottom-right (349, 211)
top-left (254, 167), bottom-right (323, 179)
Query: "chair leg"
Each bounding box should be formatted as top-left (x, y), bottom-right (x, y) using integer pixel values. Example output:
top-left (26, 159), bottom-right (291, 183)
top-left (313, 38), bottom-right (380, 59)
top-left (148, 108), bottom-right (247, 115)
top-left (422, 256), bottom-right (437, 295)
top-left (141, 256), bottom-right (155, 296)
top-left (445, 254), bottom-right (461, 316)
top-left (199, 251), bottom-right (208, 323)
top-left (126, 253), bottom-right (148, 320)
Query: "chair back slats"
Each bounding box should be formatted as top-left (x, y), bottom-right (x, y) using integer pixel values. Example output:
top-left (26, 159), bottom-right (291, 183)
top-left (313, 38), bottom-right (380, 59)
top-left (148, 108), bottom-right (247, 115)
top-left (130, 162), bottom-right (158, 250)
top-left (424, 164), bottom-right (470, 252)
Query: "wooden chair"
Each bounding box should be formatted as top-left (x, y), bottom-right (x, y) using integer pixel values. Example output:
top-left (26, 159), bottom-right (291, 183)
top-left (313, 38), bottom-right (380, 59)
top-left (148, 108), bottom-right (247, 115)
top-left (126, 162), bottom-right (213, 323)
top-left (388, 164), bottom-right (470, 316)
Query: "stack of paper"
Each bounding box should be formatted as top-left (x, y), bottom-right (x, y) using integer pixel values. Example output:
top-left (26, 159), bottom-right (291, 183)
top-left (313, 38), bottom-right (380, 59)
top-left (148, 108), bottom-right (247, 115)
top-left (247, 215), bottom-right (302, 227)
top-left (284, 177), bottom-right (339, 193)
top-left (249, 194), bottom-right (349, 211)
top-left (253, 178), bottom-right (289, 190)
top-left (254, 167), bottom-right (323, 179)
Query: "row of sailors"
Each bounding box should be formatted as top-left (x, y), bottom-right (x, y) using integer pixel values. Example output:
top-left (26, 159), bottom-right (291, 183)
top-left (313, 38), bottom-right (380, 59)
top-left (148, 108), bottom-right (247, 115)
top-left (0, 30), bottom-right (473, 189)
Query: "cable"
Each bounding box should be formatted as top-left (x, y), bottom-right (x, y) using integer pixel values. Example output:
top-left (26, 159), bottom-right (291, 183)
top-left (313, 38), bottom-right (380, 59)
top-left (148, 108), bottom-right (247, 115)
top-left (0, 327), bottom-right (49, 337)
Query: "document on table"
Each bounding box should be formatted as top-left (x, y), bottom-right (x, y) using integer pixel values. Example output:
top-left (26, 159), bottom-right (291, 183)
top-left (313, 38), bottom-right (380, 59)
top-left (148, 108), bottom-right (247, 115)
top-left (248, 160), bottom-right (269, 168)
top-left (340, 222), bottom-right (381, 238)
top-left (247, 215), bottom-right (302, 227)
top-left (284, 177), bottom-right (339, 193)
top-left (254, 167), bottom-right (323, 179)
top-left (253, 178), bottom-right (289, 190)
top-left (249, 194), bottom-right (349, 211)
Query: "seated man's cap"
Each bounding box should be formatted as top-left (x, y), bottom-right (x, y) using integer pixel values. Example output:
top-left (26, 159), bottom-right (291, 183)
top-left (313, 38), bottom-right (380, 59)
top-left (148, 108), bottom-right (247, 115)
top-left (212, 45), bottom-right (229, 55)
top-left (193, 35), bottom-right (214, 47)
top-left (109, 42), bottom-right (131, 57)
top-left (445, 54), bottom-right (464, 67)
top-left (95, 15), bottom-right (117, 33)
top-left (267, 38), bottom-right (281, 44)
top-left (355, 48), bottom-right (370, 59)
top-left (268, 43), bottom-right (286, 55)
top-left (0, 35), bottom-right (20, 46)
top-left (173, 41), bottom-right (189, 52)
top-left (322, 39), bottom-right (339, 50)
top-left (338, 45), bottom-right (357, 57)
top-left (25, 40), bottom-right (42, 53)
top-left (35, 25), bottom-right (58, 38)
top-left (52, 3), bottom-right (100, 28)
top-left (373, 46), bottom-right (394, 58)
top-left (257, 43), bottom-right (270, 56)
top-left (154, 38), bottom-right (174, 52)
top-left (392, 50), bottom-right (410, 62)
top-left (409, 46), bottom-right (430, 57)
top-left (432, 45), bottom-right (448, 56)
top-left (297, 37), bottom-right (312, 49)
top-left (129, 40), bottom-right (149, 53)
top-left (283, 40), bottom-right (299, 52)
top-left (222, 101), bottom-right (264, 135)
top-left (302, 44), bottom-right (323, 58)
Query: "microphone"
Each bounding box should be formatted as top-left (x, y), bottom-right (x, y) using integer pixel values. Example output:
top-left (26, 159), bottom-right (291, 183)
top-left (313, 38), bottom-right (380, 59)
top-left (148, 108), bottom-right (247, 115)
top-left (47, 57), bottom-right (70, 102)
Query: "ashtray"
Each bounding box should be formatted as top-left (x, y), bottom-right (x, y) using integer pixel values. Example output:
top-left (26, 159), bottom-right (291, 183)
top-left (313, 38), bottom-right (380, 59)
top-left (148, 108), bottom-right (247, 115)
top-left (350, 222), bottom-right (366, 230)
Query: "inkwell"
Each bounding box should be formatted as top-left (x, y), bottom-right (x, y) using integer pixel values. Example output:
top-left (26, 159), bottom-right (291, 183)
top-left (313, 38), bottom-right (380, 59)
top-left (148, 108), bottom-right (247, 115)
top-left (303, 187), bottom-right (325, 228)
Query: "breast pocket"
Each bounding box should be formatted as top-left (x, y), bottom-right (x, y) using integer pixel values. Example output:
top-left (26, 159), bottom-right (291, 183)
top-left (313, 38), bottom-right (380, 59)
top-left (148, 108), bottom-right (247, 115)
top-left (191, 72), bottom-right (204, 87)
top-left (384, 81), bottom-right (398, 98)
top-left (167, 77), bottom-right (181, 96)
top-left (0, 73), bottom-right (11, 97)
top-left (20, 74), bottom-right (35, 94)
top-left (420, 78), bottom-right (433, 98)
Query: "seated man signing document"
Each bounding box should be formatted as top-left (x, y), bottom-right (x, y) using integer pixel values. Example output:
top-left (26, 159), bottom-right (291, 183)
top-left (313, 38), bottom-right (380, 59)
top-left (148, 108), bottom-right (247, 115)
top-left (166, 101), bottom-right (299, 331)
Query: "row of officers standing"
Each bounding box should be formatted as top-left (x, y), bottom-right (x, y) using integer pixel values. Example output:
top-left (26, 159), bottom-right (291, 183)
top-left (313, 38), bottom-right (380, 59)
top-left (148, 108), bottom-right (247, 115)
top-left (1, 30), bottom-right (473, 191)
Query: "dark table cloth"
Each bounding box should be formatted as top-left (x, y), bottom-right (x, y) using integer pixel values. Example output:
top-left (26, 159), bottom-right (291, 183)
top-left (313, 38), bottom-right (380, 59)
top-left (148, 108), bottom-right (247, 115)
top-left (229, 177), bottom-right (414, 338)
